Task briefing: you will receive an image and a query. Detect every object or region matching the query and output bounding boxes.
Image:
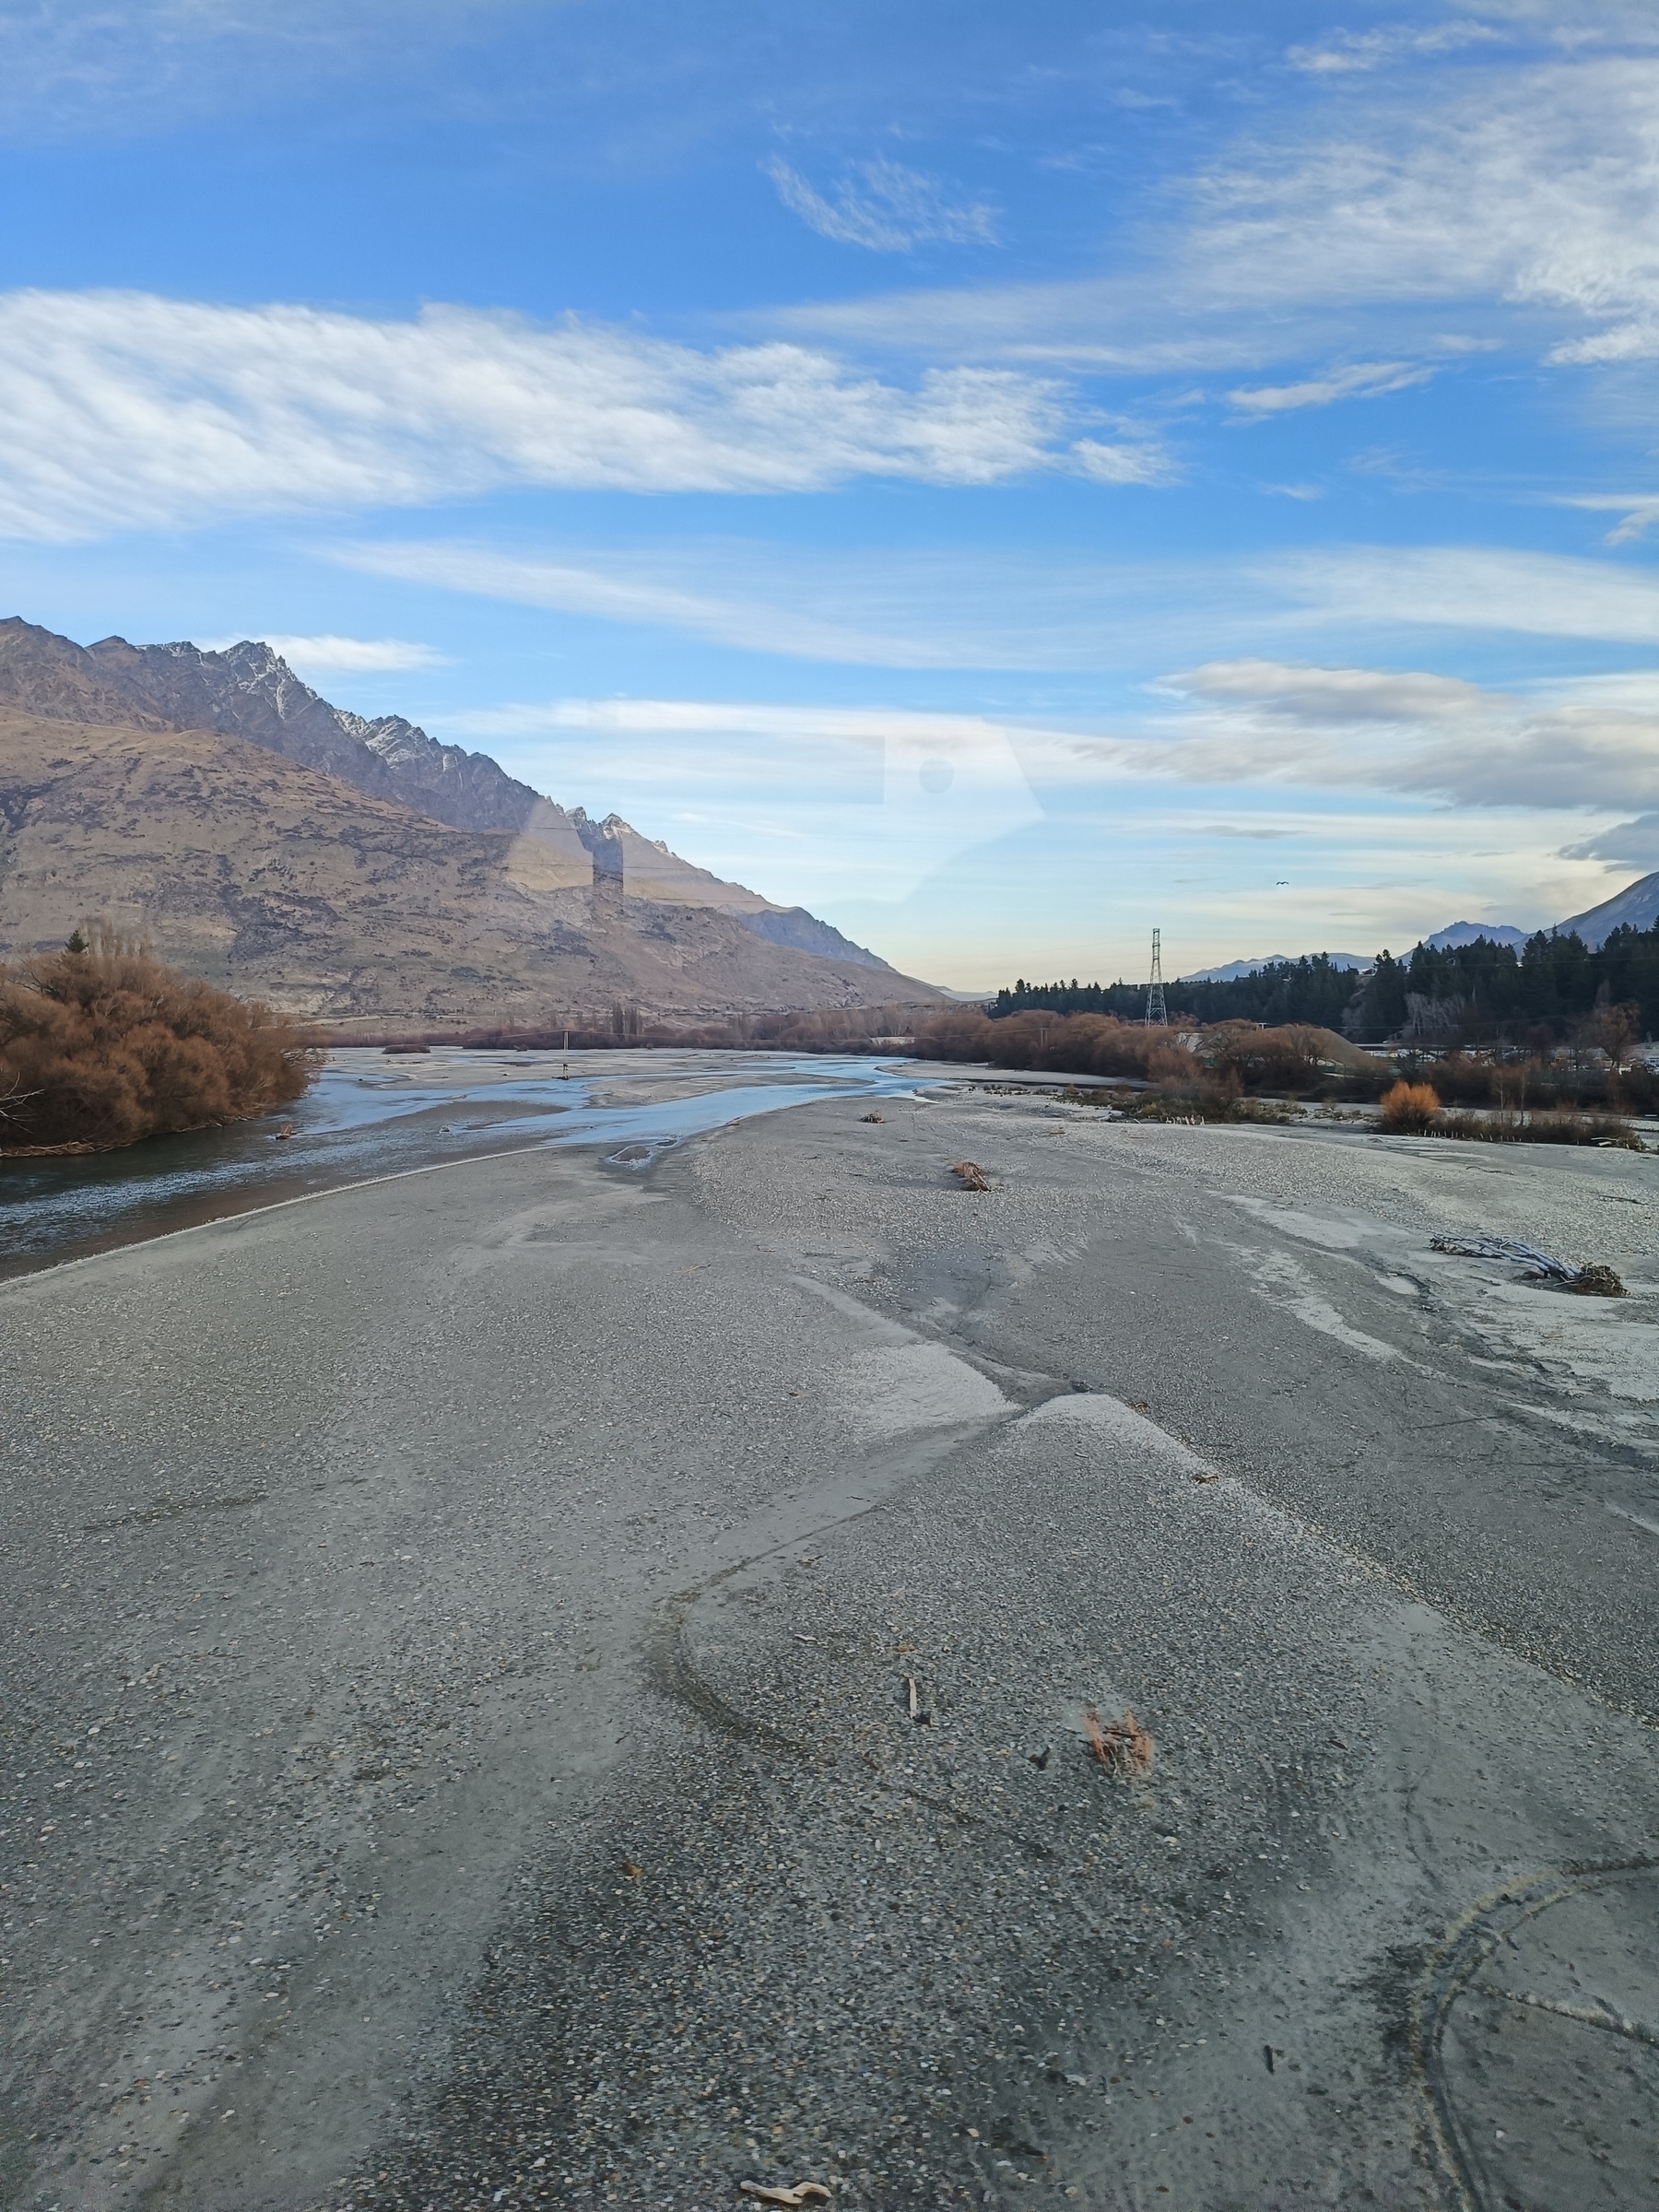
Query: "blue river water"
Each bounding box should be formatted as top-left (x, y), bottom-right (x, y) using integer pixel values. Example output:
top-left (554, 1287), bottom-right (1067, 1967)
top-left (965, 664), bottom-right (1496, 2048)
top-left (0, 1048), bottom-right (928, 1279)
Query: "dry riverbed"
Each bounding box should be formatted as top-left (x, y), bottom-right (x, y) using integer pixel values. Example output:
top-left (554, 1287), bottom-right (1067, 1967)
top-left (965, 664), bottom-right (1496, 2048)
top-left (3, 1080), bottom-right (1658, 2210)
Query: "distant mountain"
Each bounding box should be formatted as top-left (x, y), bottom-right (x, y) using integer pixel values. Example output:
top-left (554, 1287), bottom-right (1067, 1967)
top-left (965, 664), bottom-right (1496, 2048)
top-left (0, 618), bottom-right (892, 973)
top-left (1180, 952), bottom-right (1370, 982)
top-left (0, 618), bottom-right (935, 1022)
top-left (1424, 921), bottom-right (1528, 951)
top-left (1553, 873), bottom-right (1659, 950)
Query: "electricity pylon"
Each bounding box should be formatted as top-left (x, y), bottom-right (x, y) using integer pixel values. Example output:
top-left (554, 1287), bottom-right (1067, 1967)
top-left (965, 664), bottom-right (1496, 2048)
top-left (1146, 929), bottom-right (1167, 1026)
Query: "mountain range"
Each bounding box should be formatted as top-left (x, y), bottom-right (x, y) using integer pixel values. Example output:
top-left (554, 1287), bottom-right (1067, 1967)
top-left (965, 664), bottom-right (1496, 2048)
top-left (1182, 891), bottom-right (1659, 986)
top-left (1553, 877), bottom-right (1659, 949)
top-left (0, 618), bottom-right (938, 1027)
top-left (1181, 952), bottom-right (1371, 982)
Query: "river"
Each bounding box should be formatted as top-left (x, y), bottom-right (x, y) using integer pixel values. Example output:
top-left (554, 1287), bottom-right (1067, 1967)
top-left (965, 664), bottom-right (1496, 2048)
top-left (0, 1045), bottom-right (929, 1278)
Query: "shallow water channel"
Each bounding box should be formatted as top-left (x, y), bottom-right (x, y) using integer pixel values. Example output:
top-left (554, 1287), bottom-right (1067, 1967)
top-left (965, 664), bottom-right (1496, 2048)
top-left (0, 1046), bottom-right (926, 1278)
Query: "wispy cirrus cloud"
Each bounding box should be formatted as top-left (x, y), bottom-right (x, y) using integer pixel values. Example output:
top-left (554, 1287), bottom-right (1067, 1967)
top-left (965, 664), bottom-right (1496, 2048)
top-left (1556, 492), bottom-right (1659, 543)
top-left (198, 631), bottom-right (451, 673)
top-left (1286, 21), bottom-right (1500, 75)
top-left (774, 53), bottom-right (1659, 384)
top-left (1228, 360), bottom-right (1435, 415)
top-left (1269, 545), bottom-right (1659, 642)
top-left (337, 541), bottom-right (952, 666)
top-left (765, 156), bottom-right (998, 253)
top-left (0, 0), bottom-right (543, 139)
top-left (1549, 321), bottom-right (1659, 363)
top-left (0, 288), bottom-right (1098, 540)
top-left (1069, 437), bottom-right (1177, 485)
top-left (338, 535), bottom-right (1659, 677)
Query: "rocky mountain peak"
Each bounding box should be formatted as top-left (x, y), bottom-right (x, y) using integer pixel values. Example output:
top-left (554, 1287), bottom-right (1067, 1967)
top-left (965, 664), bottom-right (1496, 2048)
top-left (0, 615), bottom-right (900, 976)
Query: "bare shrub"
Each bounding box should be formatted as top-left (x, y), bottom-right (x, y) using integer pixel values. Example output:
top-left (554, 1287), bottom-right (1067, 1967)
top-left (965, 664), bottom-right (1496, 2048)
top-left (1083, 1704), bottom-right (1155, 1777)
top-left (0, 925), bottom-right (319, 1153)
top-left (1528, 1111), bottom-right (1642, 1148)
top-left (1435, 1108), bottom-right (1528, 1143)
top-left (1379, 1079), bottom-right (1441, 1134)
top-left (949, 1159), bottom-right (991, 1191)
top-left (1438, 1107), bottom-right (1641, 1148)
top-left (1212, 1024), bottom-right (1324, 1094)
top-left (1131, 1088), bottom-right (1296, 1125)
top-left (911, 1008), bottom-right (1200, 1086)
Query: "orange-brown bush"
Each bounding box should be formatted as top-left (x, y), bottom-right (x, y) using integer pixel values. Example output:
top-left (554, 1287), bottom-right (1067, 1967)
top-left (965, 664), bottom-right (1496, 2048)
top-left (1378, 1079), bottom-right (1441, 1134)
top-left (0, 927), bottom-right (319, 1153)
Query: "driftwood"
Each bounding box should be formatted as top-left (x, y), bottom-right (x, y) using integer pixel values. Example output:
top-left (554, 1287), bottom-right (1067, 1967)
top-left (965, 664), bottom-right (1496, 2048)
top-left (1430, 1235), bottom-right (1624, 1295)
top-left (1430, 1233), bottom-right (1574, 1278)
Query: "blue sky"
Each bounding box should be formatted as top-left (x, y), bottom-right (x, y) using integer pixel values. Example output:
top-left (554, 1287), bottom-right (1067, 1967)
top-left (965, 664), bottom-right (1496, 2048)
top-left (6, 0), bottom-right (1659, 986)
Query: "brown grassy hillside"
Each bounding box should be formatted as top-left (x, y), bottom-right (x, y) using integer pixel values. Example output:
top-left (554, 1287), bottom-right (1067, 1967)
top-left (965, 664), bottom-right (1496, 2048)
top-left (0, 712), bottom-right (938, 1026)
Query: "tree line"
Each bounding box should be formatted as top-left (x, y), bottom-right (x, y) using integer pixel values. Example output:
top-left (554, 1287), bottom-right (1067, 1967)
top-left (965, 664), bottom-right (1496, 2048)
top-left (994, 923), bottom-right (1659, 1043)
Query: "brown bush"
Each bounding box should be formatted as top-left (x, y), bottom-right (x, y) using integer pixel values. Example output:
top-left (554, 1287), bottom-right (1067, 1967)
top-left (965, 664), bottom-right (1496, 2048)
top-left (1378, 1079), bottom-right (1441, 1134)
top-left (1211, 1023), bottom-right (1324, 1092)
top-left (0, 925), bottom-right (320, 1153)
top-left (912, 1008), bottom-right (1199, 1084)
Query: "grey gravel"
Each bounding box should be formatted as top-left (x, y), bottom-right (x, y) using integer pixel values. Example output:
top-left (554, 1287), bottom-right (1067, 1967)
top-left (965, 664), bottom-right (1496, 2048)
top-left (4, 1080), bottom-right (1658, 2211)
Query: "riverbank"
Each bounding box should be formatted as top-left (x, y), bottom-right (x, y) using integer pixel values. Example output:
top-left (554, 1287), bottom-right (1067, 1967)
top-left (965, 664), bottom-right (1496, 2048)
top-left (0, 1048), bottom-right (924, 1280)
top-left (3, 1089), bottom-right (1657, 2209)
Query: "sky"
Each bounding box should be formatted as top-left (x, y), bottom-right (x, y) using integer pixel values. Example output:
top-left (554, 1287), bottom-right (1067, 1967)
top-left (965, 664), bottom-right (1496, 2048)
top-left (5, 1), bottom-right (1659, 987)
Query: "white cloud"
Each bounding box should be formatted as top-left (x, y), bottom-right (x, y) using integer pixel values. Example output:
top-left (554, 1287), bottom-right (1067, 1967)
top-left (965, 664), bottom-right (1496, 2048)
top-left (1270, 545), bottom-right (1659, 641)
top-left (1171, 659), bottom-right (1492, 724)
top-left (335, 536), bottom-right (1242, 670)
top-left (765, 157), bottom-right (998, 253)
top-left (1069, 437), bottom-right (1176, 484)
top-left (0, 288), bottom-right (1080, 541)
top-left (299, 658), bottom-right (1655, 973)
top-left (442, 696), bottom-right (1044, 904)
top-left (0, 0), bottom-right (538, 138)
top-left (774, 53), bottom-right (1659, 380)
top-left (454, 664), bottom-right (1659, 826)
top-left (766, 272), bottom-right (1300, 371)
top-left (1127, 658), bottom-right (1659, 814)
top-left (1192, 55), bottom-right (1659, 343)
top-left (1228, 361), bottom-right (1435, 415)
top-left (1557, 492), bottom-right (1659, 543)
top-left (1287, 22), bottom-right (1500, 75)
top-left (1547, 321), bottom-right (1659, 362)
top-left (333, 536), bottom-right (1659, 679)
top-left (1557, 321), bottom-right (1659, 362)
top-left (199, 632), bottom-right (450, 673)
top-left (336, 542), bottom-right (955, 666)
